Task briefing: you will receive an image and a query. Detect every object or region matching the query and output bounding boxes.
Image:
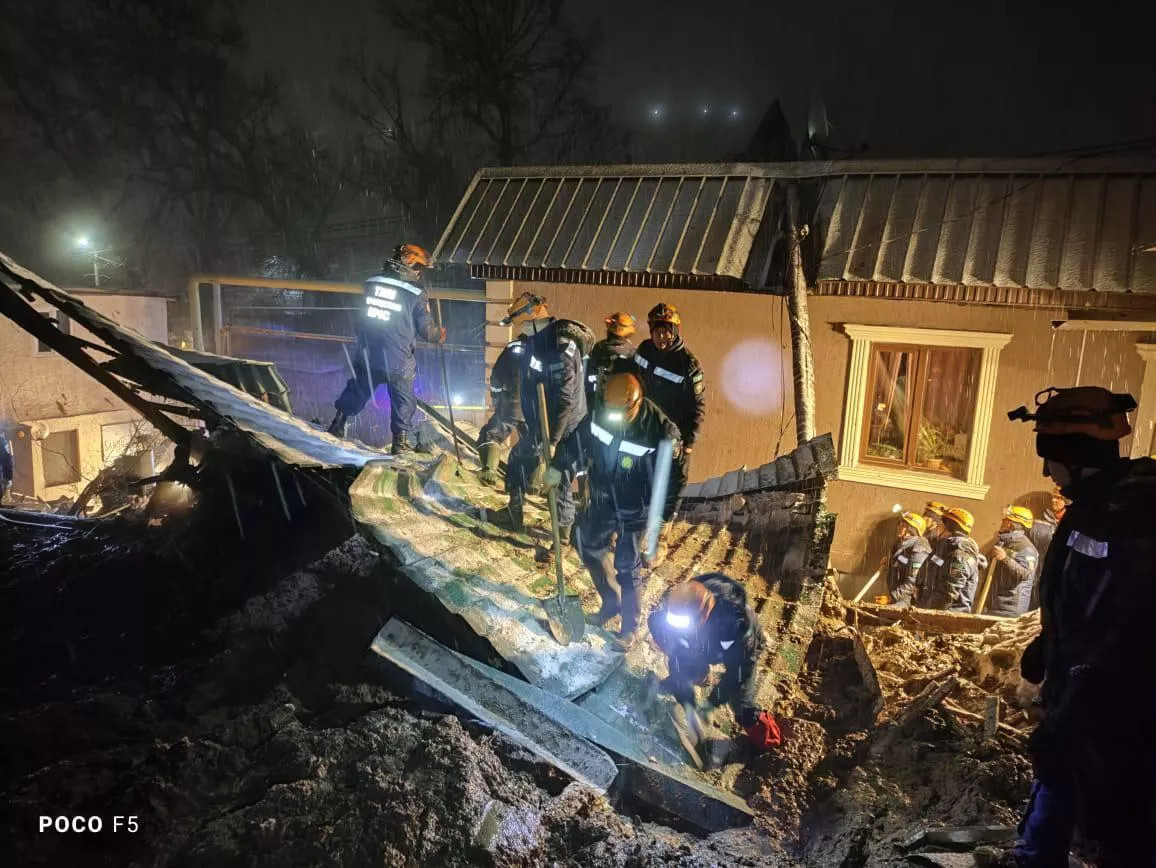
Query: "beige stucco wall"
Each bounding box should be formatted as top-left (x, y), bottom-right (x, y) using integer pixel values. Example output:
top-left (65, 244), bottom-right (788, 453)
top-left (809, 295), bottom-right (1152, 578)
top-left (490, 278), bottom-right (1153, 583)
top-left (0, 291), bottom-right (169, 500)
top-left (497, 280), bottom-right (795, 482)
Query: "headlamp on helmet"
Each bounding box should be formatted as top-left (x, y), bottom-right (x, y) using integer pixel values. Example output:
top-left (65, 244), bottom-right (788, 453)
top-left (502, 292), bottom-right (547, 326)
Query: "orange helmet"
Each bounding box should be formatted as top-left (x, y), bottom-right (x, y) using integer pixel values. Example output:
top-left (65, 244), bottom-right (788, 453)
top-left (665, 580), bottom-right (715, 629)
top-left (1009, 387), bottom-right (1135, 440)
top-left (601, 372), bottom-right (644, 425)
top-left (647, 303), bottom-right (681, 328)
top-left (388, 242), bottom-right (430, 279)
top-left (943, 507), bottom-right (975, 535)
top-left (503, 291), bottom-right (548, 326)
top-left (605, 311), bottom-right (637, 338)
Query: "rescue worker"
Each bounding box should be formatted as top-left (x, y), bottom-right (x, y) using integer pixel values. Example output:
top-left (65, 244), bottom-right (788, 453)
top-left (648, 574), bottom-right (767, 764)
top-left (923, 507), bottom-right (982, 612)
top-left (585, 312), bottom-right (638, 407)
top-left (0, 433), bottom-right (12, 504)
top-left (885, 511), bottom-right (932, 606)
top-left (916, 501), bottom-right (950, 600)
top-left (983, 506), bottom-right (1039, 617)
top-left (546, 371), bottom-right (682, 649)
top-left (1025, 487), bottom-right (1067, 611)
top-left (476, 332), bottom-right (526, 486)
top-left (1004, 386), bottom-right (1156, 868)
top-left (327, 243), bottom-right (446, 453)
top-left (501, 292), bottom-right (587, 537)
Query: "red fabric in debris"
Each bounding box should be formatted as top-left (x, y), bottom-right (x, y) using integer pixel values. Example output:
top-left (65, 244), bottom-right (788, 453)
top-left (746, 710), bottom-right (782, 750)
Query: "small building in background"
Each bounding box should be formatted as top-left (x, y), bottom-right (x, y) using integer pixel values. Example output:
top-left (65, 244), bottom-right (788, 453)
top-left (434, 158), bottom-right (1156, 587)
top-left (0, 288), bottom-right (169, 504)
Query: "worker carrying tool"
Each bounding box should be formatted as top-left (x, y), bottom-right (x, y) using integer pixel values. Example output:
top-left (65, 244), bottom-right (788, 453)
top-left (922, 507), bottom-right (983, 612)
top-left (546, 371), bottom-right (682, 650)
top-left (648, 574), bottom-right (772, 765)
top-left (476, 333), bottom-right (527, 486)
top-left (885, 511), bottom-right (932, 606)
top-left (585, 312), bottom-right (638, 407)
top-left (1005, 386), bottom-right (1156, 868)
top-left (327, 243), bottom-right (446, 453)
top-left (981, 505), bottom-right (1038, 617)
top-left (500, 292), bottom-right (588, 536)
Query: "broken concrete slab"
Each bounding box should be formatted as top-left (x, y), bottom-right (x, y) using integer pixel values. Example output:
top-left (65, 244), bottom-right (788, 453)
top-left (368, 619), bottom-right (619, 793)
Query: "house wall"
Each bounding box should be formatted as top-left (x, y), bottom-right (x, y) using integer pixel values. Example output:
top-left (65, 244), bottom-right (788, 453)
top-left (0, 291), bottom-right (169, 501)
top-left (495, 280), bottom-right (796, 482)
top-left (808, 295), bottom-right (1151, 579)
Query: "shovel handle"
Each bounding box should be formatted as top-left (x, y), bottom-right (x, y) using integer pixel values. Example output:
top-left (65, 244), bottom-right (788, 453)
top-left (852, 569), bottom-right (882, 604)
top-left (536, 383), bottom-right (566, 597)
top-left (973, 555), bottom-right (999, 614)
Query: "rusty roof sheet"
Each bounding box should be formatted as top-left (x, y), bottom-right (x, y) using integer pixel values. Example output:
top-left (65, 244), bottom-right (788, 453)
top-left (432, 164), bottom-right (779, 287)
top-left (435, 158), bottom-right (1156, 294)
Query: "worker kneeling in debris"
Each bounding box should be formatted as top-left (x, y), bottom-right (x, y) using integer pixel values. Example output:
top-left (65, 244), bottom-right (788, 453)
top-left (648, 574), bottom-right (771, 752)
top-left (885, 511), bottom-right (931, 606)
top-left (1001, 386), bottom-right (1156, 868)
top-left (327, 243), bottom-right (446, 453)
top-left (982, 506), bottom-right (1038, 617)
top-left (546, 371), bottom-right (682, 650)
top-left (922, 507), bottom-right (983, 612)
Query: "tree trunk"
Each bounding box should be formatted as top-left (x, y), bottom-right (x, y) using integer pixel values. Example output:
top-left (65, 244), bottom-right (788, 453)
top-left (787, 221), bottom-right (816, 446)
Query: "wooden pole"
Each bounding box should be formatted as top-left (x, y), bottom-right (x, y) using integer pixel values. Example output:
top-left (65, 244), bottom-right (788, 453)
top-left (786, 185), bottom-right (816, 446)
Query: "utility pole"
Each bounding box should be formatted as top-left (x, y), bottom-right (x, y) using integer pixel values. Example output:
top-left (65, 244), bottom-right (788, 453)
top-left (786, 184), bottom-right (816, 446)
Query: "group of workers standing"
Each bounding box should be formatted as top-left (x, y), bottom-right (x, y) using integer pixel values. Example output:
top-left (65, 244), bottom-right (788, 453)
top-left (883, 494), bottom-right (1062, 617)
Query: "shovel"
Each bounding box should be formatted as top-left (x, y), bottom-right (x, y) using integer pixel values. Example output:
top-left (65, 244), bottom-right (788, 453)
top-left (973, 551), bottom-right (999, 614)
top-left (536, 382), bottom-right (585, 645)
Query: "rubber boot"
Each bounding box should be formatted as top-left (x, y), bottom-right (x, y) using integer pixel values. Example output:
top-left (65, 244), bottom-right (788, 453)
top-left (390, 434), bottom-right (412, 456)
top-left (327, 411), bottom-right (349, 438)
top-left (478, 442), bottom-right (501, 486)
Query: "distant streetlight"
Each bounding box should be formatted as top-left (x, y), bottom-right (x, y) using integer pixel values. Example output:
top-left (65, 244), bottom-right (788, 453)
top-left (71, 234), bottom-right (120, 287)
top-left (75, 235), bottom-right (91, 249)
top-left (701, 105), bottom-right (710, 116)
top-left (729, 107), bottom-right (742, 120)
top-left (649, 104), bottom-right (664, 121)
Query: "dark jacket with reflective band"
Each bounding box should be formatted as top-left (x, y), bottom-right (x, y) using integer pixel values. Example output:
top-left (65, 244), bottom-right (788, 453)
top-left (650, 574), bottom-right (761, 669)
top-left (518, 318), bottom-right (586, 449)
top-left (633, 337), bottom-right (706, 448)
top-left (887, 535), bottom-right (932, 605)
top-left (488, 337), bottom-right (525, 422)
top-left (923, 533), bottom-right (982, 612)
top-left (1036, 458), bottom-right (1156, 735)
top-left (357, 273), bottom-right (440, 377)
top-left (984, 529), bottom-right (1039, 616)
top-left (554, 398), bottom-right (682, 525)
top-left (1026, 510), bottom-right (1059, 610)
top-left (585, 335), bottom-right (636, 405)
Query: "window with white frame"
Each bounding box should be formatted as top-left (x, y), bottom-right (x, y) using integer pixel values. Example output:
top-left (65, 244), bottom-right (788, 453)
top-left (838, 325), bottom-right (1011, 499)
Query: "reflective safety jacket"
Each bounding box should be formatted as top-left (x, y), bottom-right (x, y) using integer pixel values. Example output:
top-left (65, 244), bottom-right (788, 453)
top-left (356, 271), bottom-right (441, 377)
top-left (886, 534), bottom-right (932, 605)
top-left (650, 573), bottom-right (761, 669)
top-left (554, 398), bottom-right (682, 525)
top-left (1037, 458), bottom-right (1156, 730)
top-left (633, 337), bottom-right (706, 448)
top-left (519, 318), bottom-right (587, 449)
top-left (488, 336), bottom-right (526, 421)
top-left (585, 335), bottom-right (636, 406)
top-left (985, 529), bottom-right (1039, 616)
top-left (923, 533), bottom-right (982, 612)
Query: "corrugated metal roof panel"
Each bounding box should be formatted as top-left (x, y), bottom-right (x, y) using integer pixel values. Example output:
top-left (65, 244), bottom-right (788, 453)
top-left (437, 159), bottom-right (1156, 293)
top-left (434, 166), bottom-right (778, 282)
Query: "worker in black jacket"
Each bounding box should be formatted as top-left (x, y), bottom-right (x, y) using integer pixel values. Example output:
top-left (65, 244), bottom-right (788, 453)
top-left (501, 292), bottom-right (587, 536)
top-left (885, 511), bottom-right (932, 606)
top-left (476, 335), bottom-right (526, 486)
top-left (648, 574), bottom-right (764, 757)
top-left (983, 505), bottom-right (1039, 617)
top-left (1007, 386), bottom-right (1156, 867)
top-left (585, 312), bottom-right (638, 407)
top-left (922, 507), bottom-right (983, 612)
top-left (327, 243), bottom-right (445, 453)
top-left (633, 304), bottom-right (705, 469)
top-left (1025, 487), bottom-right (1066, 611)
top-left (548, 371), bottom-right (682, 649)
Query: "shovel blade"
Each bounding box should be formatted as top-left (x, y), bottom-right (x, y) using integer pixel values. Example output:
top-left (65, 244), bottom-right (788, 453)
top-left (543, 594), bottom-right (586, 645)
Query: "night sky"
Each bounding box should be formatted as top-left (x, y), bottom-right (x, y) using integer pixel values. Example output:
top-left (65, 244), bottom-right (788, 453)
top-left (244, 0), bottom-right (1156, 160)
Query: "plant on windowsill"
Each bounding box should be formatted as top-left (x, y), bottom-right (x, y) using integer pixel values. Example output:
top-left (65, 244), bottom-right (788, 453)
top-left (917, 423), bottom-right (960, 473)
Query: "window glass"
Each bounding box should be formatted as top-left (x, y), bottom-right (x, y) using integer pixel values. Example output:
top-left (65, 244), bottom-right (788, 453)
top-left (864, 348), bottom-right (912, 463)
top-left (42, 429), bottom-right (81, 486)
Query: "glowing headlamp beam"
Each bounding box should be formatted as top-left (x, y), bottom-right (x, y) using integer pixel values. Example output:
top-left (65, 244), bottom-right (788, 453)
top-left (665, 611), bottom-right (692, 630)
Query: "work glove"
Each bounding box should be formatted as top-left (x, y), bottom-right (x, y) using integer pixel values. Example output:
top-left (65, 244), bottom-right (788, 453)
top-left (543, 466), bottom-right (563, 489)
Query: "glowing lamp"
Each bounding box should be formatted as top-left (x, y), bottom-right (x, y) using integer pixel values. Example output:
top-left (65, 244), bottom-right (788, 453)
top-left (665, 611), bottom-right (692, 630)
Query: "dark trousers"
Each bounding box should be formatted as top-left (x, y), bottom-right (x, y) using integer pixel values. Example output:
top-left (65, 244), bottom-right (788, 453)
top-left (478, 401), bottom-right (522, 447)
top-left (574, 508), bottom-right (643, 632)
top-left (505, 435), bottom-right (575, 527)
top-left (335, 368), bottom-right (417, 439)
top-left (1014, 779), bottom-right (1075, 867)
